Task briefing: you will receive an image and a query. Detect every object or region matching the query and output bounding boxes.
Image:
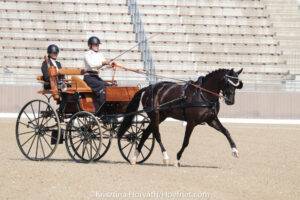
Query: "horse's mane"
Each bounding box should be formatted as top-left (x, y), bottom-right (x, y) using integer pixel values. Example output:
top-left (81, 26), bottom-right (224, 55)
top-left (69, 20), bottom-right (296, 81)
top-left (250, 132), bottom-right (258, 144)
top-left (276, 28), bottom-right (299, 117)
top-left (203, 68), bottom-right (230, 82)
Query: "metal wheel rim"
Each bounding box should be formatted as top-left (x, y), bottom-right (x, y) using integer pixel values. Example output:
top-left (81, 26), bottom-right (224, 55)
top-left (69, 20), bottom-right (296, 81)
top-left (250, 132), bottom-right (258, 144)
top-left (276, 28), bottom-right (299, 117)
top-left (65, 111), bottom-right (102, 163)
top-left (15, 99), bottom-right (61, 161)
top-left (118, 113), bottom-right (155, 164)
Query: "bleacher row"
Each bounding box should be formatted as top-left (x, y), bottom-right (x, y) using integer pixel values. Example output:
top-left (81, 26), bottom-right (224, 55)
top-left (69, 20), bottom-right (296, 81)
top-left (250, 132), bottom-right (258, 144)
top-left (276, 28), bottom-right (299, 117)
top-left (0, 0), bottom-right (299, 86)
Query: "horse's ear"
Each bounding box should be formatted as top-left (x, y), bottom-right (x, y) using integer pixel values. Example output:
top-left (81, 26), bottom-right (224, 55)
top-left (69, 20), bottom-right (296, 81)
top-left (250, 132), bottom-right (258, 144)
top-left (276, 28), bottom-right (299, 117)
top-left (237, 81), bottom-right (243, 89)
top-left (236, 68), bottom-right (243, 75)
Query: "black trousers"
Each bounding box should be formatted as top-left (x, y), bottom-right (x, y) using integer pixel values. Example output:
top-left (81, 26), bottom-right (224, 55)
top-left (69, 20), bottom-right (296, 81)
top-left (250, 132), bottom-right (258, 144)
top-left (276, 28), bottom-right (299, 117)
top-left (84, 74), bottom-right (106, 111)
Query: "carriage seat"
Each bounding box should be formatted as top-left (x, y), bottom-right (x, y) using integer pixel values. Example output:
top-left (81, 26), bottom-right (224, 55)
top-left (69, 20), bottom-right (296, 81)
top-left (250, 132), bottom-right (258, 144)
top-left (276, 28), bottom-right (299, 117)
top-left (36, 75), bottom-right (51, 90)
top-left (71, 76), bottom-right (92, 93)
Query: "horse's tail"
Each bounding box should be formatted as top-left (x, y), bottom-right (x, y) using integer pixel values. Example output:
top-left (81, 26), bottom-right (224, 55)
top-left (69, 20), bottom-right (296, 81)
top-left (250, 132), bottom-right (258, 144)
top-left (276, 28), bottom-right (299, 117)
top-left (117, 86), bottom-right (149, 138)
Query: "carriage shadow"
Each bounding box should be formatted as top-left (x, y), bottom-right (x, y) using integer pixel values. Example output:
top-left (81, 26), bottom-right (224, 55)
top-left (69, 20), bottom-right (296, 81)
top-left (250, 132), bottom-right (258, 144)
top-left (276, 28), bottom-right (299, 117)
top-left (11, 158), bottom-right (221, 169)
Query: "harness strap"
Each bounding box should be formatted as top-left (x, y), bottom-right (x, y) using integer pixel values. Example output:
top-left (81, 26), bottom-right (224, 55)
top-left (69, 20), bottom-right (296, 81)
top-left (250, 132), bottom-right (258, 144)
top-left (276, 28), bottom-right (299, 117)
top-left (181, 81), bottom-right (191, 120)
top-left (115, 65), bottom-right (224, 99)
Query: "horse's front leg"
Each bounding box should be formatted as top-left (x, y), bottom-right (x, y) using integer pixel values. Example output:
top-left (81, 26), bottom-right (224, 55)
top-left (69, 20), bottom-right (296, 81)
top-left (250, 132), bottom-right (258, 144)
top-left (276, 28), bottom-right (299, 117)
top-left (208, 117), bottom-right (239, 158)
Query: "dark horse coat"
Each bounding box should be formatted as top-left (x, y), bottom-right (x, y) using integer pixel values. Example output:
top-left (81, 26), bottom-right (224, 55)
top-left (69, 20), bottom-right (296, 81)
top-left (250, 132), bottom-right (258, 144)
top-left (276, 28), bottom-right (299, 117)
top-left (118, 68), bottom-right (243, 165)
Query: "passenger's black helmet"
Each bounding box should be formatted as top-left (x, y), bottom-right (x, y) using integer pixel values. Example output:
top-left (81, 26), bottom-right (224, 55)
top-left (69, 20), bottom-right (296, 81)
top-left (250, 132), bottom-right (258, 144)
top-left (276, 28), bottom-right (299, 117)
top-left (47, 44), bottom-right (59, 54)
top-left (88, 36), bottom-right (101, 46)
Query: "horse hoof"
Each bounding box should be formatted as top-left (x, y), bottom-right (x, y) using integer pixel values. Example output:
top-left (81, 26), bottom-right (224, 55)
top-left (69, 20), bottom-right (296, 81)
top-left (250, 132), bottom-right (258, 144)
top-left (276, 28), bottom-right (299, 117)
top-left (163, 158), bottom-right (170, 166)
top-left (174, 160), bottom-right (181, 167)
top-left (130, 150), bottom-right (139, 165)
top-left (232, 148), bottom-right (239, 158)
top-left (162, 151), bottom-right (170, 166)
top-left (130, 160), bottom-right (136, 165)
top-left (130, 156), bottom-right (137, 165)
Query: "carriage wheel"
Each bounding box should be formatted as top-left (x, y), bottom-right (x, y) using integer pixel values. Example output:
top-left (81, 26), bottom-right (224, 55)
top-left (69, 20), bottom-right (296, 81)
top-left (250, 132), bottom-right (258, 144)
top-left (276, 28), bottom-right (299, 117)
top-left (65, 111), bottom-right (102, 163)
top-left (118, 113), bottom-right (155, 164)
top-left (92, 120), bottom-right (115, 161)
top-left (16, 99), bottom-right (61, 161)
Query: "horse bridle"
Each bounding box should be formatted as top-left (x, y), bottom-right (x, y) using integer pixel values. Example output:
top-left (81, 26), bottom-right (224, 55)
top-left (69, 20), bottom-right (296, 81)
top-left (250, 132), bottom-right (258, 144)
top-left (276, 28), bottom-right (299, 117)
top-left (190, 73), bottom-right (241, 101)
top-left (225, 74), bottom-right (241, 87)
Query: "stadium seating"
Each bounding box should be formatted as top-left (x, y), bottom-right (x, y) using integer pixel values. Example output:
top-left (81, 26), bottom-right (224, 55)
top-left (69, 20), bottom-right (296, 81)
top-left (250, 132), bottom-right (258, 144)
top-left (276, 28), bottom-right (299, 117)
top-left (137, 0), bottom-right (290, 80)
top-left (0, 0), bottom-right (299, 87)
top-left (0, 0), bottom-right (145, 84)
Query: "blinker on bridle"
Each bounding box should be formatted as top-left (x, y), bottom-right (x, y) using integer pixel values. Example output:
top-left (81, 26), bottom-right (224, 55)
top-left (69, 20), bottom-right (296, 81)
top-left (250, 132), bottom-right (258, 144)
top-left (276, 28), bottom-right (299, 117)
top-left (225, 75), bottom-right (240, 87)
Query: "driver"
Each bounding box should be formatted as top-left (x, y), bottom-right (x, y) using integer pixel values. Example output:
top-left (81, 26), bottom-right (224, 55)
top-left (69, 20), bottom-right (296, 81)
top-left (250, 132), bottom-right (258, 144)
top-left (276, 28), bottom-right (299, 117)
top-left (82, 36), bottom-right (117, 112)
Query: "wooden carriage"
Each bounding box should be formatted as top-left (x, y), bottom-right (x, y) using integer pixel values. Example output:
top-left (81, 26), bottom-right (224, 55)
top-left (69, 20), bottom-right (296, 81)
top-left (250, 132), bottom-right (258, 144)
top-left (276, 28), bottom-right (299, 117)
top-left (37, 66), bottom-right (139, 115)
top-left (15, 65), bottom-right (155, 164)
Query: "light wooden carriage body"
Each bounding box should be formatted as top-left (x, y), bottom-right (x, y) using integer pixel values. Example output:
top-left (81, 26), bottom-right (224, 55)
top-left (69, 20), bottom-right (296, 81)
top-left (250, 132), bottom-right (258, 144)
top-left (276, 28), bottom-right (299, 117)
top-left (38, 66), bottom-right (139, 114)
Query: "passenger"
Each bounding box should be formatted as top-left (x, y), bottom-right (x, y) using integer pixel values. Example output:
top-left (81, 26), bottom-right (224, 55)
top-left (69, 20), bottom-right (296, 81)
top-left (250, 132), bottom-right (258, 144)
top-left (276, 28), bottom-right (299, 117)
top-left (41, 44), bottom-right (64, 90)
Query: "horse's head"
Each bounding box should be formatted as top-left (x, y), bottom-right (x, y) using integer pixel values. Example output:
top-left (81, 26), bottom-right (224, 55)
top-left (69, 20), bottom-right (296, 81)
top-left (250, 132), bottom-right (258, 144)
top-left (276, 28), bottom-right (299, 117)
top-left (221, 68), bottom-right (243, 105)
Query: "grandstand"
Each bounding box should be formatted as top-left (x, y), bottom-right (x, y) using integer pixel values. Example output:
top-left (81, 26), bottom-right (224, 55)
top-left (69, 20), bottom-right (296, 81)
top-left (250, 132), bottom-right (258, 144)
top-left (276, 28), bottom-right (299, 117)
top-left (0, 0), bottom-right (299, 118)
top-left (0, 0), bottom-right (145, 84)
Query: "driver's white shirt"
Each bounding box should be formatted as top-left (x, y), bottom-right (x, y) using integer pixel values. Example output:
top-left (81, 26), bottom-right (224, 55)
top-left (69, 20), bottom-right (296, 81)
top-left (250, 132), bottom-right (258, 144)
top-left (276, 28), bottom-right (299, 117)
top-left (84, 50), bottom-right (106, 71)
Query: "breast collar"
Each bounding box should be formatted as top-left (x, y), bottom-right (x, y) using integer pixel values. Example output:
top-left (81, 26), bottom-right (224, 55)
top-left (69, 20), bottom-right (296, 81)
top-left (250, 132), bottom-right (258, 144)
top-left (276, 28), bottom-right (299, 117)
top-left (183, 77), bottom-right (219, 108)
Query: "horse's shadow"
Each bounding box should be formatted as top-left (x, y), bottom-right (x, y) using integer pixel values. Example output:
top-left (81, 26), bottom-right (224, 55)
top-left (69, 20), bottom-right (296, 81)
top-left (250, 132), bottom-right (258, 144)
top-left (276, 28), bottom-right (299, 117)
top-left (10, 158), bottom-right (220, 169)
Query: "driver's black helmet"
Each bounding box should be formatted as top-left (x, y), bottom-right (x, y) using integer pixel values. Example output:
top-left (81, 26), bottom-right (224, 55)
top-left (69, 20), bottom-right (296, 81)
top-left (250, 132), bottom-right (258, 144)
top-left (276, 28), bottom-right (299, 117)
top-left (47, 44), bottom-right (59, 54)
top-left (87, 36), bottom-right (101, 46)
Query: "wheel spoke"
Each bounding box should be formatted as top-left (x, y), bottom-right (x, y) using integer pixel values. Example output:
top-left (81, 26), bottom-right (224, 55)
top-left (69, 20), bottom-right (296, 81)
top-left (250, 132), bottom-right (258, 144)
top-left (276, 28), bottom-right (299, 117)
top-left (72, 140), bottom-right (83, 157)
top-left (21, 133), bottom-right (36, 147)
top-left (121, 142), bottom-right (131, 150)
top-left (143, 144), bottom-right (151, 151)
top-left (35, 135), bottom-right (40, 159)
top-left (23, 111), bottom-right (36, 126)
top-left (18, 121), bottom-right (35, 129)
top-left (70, 134), bottom-right (81, 140)
top-left (77, 118), bottom-right (86, 131)
top-left (140, 150), bottom-right (145, 159)
top-left (30, 103), bottom-right (37, 124)
top-left (126, 143), bottom-right (134, 159)
top-left (85, 141), bottom-right (91, 160)
top-left (18, 130), bottom-right (35, 136)
top-left (37, 101), bottom-right (41, 126)
top-left (41, 134), bottom-right (53, 151)
top-left (39, 105), bottom-right (50, 127)
top-left (90, 140), bottom-right (99, 153)
top-left (39, 136), bottom-right (46, 158)
top-left (102, 142), bottom-right (107, 148)
top-left (129, 126), bottom-right (135, 135)
top-left (86, 142), bottom-right (92, 160)
top-left (137, 123), bottom-right (145, 133)
top-left (26, 134), bottom-right (37, 156)
top-left (71, 138), bottom-right (82, 146)
top-left (41, 116), bottom-right (52, 127)
top-left (81, 141), bottom-right (87, 158)
top-left (44, 133), bottom-right (59, 141)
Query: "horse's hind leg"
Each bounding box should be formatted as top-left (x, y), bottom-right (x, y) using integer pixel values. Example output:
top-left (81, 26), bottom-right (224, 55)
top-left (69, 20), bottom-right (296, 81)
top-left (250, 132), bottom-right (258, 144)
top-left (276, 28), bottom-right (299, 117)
top-left (151, 114), bottom-right (170, 165)
top-left (153, 127), bottom-right (170, 165)
top-left (208, 117), bottom-right (239, 158)
top-left (175, 122), bottom-right (195, 167)
top-left (130, 124), bottom-right (153, 165)
top-left (135, 114), bottom-right (170, 165)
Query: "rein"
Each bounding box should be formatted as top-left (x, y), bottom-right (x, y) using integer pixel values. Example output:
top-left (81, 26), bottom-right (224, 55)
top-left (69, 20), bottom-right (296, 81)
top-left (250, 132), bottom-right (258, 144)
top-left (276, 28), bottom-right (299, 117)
top-left (112, 64), bottom-right (225, 99)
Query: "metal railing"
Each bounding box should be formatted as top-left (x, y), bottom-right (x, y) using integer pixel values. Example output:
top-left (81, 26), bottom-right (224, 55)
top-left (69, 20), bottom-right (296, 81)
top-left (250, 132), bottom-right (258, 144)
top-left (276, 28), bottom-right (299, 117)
top-left (127, 0), bottom-right (156, 84)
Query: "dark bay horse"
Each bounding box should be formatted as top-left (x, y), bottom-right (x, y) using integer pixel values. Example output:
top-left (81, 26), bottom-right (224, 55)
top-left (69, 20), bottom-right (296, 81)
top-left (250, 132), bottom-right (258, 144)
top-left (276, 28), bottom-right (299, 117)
top-left (118, 68), bottom-right (243, 166)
